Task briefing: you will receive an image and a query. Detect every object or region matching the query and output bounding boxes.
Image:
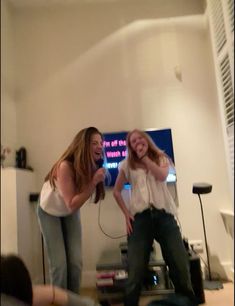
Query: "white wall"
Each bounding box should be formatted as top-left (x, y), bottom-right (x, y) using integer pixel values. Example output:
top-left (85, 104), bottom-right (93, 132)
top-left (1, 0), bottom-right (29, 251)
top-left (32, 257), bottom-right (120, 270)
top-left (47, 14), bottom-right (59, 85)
top-left (1, 0), bottom-right (233, 285)
top-left (1, 169), bottom-right (18, 254)
top-left (1, 168), bottom-right (43, 283)
top-left (1, 0), bottom-right (17, 167)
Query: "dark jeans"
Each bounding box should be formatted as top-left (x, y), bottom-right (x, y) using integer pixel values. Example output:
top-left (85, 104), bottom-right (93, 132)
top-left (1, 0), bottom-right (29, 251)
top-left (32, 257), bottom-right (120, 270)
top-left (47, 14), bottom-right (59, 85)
top-left (124, 208), bottom-right (195, 306)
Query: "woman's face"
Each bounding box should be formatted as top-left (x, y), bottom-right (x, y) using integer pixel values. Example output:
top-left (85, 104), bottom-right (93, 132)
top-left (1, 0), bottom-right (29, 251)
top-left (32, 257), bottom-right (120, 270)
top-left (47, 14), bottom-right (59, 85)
top-left (90, 133), bottom-right (103, 161)
top-left (129, 131), bottom-right (148, 153)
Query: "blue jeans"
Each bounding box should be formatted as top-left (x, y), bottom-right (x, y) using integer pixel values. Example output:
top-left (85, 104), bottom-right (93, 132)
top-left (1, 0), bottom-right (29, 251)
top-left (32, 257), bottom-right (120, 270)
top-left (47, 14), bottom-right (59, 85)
top-left (124, 208), bottom-right (195, 306)
top-left (37, 205), bottom-right (82, 294)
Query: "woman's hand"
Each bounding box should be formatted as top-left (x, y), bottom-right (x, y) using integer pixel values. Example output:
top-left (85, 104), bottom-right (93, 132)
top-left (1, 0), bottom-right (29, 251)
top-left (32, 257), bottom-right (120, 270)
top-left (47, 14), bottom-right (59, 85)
top-left (136, 143), bottom-right (148, 160)
top-left (143, 156), bottom-right (170, 181)
top-left (125, 212), bottom-right (134, 235)
top-left (92, 168), bottom-right (106, 186)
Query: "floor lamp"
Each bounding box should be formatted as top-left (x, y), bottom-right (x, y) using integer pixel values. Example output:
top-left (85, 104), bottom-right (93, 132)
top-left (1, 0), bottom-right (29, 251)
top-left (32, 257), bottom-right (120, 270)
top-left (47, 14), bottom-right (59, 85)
top-left (192, 183), bottom-right (223, 290)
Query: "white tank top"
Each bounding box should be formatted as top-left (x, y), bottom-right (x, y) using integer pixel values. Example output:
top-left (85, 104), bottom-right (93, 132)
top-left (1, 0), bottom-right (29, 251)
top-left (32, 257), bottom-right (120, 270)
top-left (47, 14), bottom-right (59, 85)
top-left (39, 181), bottom-right (72, 216)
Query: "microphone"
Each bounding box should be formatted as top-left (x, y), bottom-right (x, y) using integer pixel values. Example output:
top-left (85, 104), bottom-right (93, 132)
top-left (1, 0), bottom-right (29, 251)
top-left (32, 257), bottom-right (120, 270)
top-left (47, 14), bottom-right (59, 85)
top-left (96, 158), bottom-right (104, 169)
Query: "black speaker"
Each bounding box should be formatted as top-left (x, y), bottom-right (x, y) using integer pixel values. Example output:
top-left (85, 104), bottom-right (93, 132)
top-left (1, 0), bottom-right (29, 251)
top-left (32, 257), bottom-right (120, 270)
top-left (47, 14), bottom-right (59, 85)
top-left (192, 183), bottom-right (212, 194)
top-left (29, 193), bottom-right (40, 202)
top-left (16, 147), bottom-right (27, 169)
top-left (190, 256), bottom-right (205, 304)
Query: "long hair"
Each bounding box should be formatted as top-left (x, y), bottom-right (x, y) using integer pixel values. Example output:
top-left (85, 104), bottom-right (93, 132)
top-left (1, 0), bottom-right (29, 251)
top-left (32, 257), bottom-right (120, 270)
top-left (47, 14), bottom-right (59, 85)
top-left (126, 129), bottom-right (173, 169)
top-left (1, 255), bottom-right (33, 305)
top-left (45, 127), bottom-right (105, 203)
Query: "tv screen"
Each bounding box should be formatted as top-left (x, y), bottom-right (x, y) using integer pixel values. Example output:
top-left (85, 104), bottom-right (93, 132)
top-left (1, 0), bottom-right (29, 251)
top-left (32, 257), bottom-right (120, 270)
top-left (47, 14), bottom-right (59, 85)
top-left (103, 128), bottom-right (176, 187)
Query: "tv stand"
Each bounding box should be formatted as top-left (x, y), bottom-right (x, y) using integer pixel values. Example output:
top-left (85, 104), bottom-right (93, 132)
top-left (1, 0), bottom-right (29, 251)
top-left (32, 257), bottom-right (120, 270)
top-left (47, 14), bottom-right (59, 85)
top-left (96, 245), bottom-right (205, 305)
top-left (96, 248), bottom-right (174, 305)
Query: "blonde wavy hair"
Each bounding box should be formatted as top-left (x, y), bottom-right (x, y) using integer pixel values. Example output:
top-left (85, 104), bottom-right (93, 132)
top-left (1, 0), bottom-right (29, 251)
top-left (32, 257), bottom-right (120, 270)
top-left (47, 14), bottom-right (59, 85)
top-left (126, 129), bottom-right (172, 169)
top-left (45, 127), bottom-right (105, 203)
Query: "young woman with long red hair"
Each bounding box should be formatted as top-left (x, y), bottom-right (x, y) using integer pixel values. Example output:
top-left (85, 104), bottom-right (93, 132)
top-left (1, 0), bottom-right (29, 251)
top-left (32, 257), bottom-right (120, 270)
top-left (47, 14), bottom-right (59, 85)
top-left (113, 129), bottom-right (197, 306)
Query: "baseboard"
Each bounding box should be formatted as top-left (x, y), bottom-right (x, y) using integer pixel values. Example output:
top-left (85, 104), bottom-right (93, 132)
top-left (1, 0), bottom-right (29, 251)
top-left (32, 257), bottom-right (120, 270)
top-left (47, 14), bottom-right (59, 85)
top-left (220, 261), bottom-right (234, 282)
top-left (200, 261), bottom-right (234, 282)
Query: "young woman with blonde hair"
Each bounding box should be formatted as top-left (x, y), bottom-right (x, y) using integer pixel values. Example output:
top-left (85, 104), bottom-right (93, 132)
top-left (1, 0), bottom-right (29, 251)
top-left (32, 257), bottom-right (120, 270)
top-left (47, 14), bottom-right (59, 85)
top-left (113, 129), bottom-right (197, 306)
top-left (37, 127), bottom-right (106, 294)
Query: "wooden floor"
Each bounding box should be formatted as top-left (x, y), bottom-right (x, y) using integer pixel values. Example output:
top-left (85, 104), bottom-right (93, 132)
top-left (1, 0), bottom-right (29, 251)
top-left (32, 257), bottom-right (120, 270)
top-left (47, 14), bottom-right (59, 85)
top-left (80, 282), bottom-right (234, 306)
top-left (202, 282), bottom-right (234, 306)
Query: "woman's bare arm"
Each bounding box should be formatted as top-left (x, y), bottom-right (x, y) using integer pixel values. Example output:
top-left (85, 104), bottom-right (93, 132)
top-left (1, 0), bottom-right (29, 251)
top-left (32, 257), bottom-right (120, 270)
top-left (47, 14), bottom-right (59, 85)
top-left (56, 161), bottom-right (105, 212)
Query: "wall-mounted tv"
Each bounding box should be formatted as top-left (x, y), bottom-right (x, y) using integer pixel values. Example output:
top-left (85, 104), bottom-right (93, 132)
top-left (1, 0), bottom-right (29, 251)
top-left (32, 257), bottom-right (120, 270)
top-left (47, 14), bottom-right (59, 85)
top-left (103, 128), bottom-right (176, 187)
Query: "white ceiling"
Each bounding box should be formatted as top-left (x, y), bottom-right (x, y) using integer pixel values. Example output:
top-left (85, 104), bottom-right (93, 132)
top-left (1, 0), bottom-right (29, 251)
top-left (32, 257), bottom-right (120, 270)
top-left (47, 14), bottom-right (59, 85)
top-left (6, 0), bottom-right (206, 10)
top-left (6, 0), bottom-right (133, 8)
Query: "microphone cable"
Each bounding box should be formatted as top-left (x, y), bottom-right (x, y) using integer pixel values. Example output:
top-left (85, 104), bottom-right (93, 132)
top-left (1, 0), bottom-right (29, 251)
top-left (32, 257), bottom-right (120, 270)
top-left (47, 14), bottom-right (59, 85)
top-left (97, 200), bottom-right (127, 239)
top-left (95, 159), bottom-right (127, 239)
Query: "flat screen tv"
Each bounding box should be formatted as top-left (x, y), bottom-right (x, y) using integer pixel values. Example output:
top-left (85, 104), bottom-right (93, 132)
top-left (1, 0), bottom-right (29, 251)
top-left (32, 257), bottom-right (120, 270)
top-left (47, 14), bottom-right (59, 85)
top-left (103, 128), bottom-right (176, 187)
